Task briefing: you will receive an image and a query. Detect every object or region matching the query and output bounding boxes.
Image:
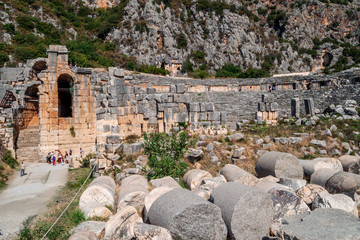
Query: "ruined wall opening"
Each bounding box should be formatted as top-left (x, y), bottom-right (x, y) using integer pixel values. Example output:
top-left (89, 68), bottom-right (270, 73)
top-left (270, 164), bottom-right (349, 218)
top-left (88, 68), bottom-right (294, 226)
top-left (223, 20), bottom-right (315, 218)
top-left (58, 74), bottom-right (73, 118)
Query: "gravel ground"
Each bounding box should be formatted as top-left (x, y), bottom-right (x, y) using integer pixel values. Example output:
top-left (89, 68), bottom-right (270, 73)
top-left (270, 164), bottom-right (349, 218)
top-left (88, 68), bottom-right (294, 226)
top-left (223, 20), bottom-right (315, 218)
top-left (0, 163), bottom-right (68, 239)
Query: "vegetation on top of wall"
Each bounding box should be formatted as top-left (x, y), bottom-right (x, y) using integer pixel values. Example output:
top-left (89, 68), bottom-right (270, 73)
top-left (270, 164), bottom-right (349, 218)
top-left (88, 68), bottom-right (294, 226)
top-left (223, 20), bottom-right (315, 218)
top-left (0, 149), bottom-right (18, 189)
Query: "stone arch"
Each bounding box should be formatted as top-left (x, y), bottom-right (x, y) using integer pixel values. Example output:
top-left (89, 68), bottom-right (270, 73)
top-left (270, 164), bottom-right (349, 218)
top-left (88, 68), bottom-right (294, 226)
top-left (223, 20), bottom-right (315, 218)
top-left (58, 74), bottom-right (73, 118)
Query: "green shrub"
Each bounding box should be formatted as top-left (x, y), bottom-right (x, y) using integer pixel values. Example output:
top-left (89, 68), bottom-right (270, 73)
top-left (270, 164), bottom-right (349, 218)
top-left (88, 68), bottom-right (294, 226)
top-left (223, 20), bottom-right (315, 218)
top-left (176, 33), bottom-right (188, 49)
top-left (144, 128), bottom-right (194, 180)
top-left (14, 46), bottom-right (39, 61)
top-left (3, 23), bottom-right (15, 35)
top-left (181, 58), bottom-right (193, 73)
top-left (0, 52), bottom-right (9, 67)
top-left (3, 150), bottom-right (18, 168)
top-left (16, 15), bottom-right (35, 30)
top-left (80, 153), bottom-right (95, 168)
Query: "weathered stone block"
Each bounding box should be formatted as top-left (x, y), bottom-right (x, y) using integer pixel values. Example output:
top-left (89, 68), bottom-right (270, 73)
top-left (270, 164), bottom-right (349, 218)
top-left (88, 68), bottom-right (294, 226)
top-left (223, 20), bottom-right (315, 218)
top-left (205, 102), bottom-right (215, 112)
top-left (176, 84), bottom-right (185, 93)
top-left (304, 98), bottom-right (315, 116)
top-left (103, 125), bottom-right (110, 133)
top-left (208, 112), bottom-right (221, 121)
top-left (258, 102), bottom-right (266, 111)
top-left (189, 102), bottom-right (200, 112)
top-left (107, 135), bottom-right (121, 144)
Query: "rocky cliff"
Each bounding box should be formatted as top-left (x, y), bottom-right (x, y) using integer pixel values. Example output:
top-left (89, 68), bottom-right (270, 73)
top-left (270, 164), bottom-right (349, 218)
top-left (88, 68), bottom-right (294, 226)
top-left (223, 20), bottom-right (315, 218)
top-left (0, 0), bottom-right (359, 76)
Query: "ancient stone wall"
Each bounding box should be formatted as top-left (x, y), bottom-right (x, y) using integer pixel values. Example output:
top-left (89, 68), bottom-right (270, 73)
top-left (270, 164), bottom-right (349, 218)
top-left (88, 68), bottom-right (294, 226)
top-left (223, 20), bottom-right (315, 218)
top-left (0, 46), bottom-right (359, 163)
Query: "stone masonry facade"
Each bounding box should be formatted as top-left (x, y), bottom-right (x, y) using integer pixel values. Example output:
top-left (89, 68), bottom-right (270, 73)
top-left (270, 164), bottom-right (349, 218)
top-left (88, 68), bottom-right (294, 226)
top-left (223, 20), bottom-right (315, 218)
top-left (0, 45), bottom-right (359, 164)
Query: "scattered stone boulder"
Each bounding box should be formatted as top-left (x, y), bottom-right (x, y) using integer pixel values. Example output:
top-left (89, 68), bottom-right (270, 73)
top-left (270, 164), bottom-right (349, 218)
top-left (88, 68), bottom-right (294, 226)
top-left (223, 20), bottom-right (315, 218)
top-left (227, 133), bottom-right (244, 142)
top-left (70, 221), bottom-right (106, 238)
top-left (220, 164), bottom-right (258, 186)
top-left (299, 158), bottom-right (343, 177)
top-left (193, 189), bottom-right (211, 200)
top-left (133, 222), bottom-right (172, 240)
top-left (104, 206), bottom-right (143, 240)
top-left (296, 184), bottom-right (329, 205)
top-left (211, 182), bottom-right (274, 240)
top-left (206, 143), bottom-right (214, 152)
top-left (274, 209), bottom-right (360, 240)
top-left (310, 168), bottom-right (341, 187)
top-left (118, 175), bottom-right (149, 214)
top-left (325, 171), bottom-right (360, 194)
top-left (79, 176), bottom-right (116, 209)
top-left (68, 230), bottom-right (97, 240)
top-left (278, 178), bottom-right (306, 191)
top-left (81, 201), bottom-right (112, 220)
top-left (148, 188), bottom-right (227, 240)
top-left (312, 192), bottom-right (358, 217)
top-left (338, 155), bottom-right (360, 173)
top-left (144, 187), bottom-right (174, 222)
top-left (186, 148), bottom-right (204, 163)
top-left (255, 151), bottom-right (303, 179)
top-left (198, 175), bottom-right (227, 194)
top-left (150, 176), bottom-right (181, 189)
top-left (255, 179), bottom-right (309, 221)
top-left (310, 139), bottom-right (327, 148)
top-left (183, 169), bottom-right (212, 190)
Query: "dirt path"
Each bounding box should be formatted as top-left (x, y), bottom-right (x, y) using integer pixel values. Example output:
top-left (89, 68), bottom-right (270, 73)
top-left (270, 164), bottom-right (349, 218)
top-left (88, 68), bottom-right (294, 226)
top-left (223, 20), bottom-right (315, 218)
top-left (0, 163), bottom-right (68, 239)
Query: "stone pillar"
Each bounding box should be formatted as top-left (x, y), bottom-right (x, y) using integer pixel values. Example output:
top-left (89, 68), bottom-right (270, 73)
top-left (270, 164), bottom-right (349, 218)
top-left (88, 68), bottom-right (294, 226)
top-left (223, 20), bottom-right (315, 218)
top-left (304, 98), bottom-right (315, 116)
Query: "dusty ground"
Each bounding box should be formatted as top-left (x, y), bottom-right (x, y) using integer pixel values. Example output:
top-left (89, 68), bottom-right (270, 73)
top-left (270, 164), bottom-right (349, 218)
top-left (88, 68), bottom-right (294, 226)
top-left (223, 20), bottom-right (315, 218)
top-left (0, 163), bottom-right (68, 239)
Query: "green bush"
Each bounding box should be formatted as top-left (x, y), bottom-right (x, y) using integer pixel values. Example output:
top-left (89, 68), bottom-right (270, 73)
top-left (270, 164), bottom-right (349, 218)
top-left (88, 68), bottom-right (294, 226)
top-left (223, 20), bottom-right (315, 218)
top-left (14, 46), bottom-right (39, 61)
top-left (144, 128), bottom-right (194, 180)
top-left (16, 15), bottom-right (35, 30)
top-left (3, 23), bottom-right (15, 35)
top-left (3, 150), bottom-right (18, 169)
top-left (0, 52), bottom-right (9, 67)
top-left (176, 33), bottom-right (188, 49)
top-left (80, 153), bottom-right (95, 168)
top-left (181, 58), bottom-right (193, 73)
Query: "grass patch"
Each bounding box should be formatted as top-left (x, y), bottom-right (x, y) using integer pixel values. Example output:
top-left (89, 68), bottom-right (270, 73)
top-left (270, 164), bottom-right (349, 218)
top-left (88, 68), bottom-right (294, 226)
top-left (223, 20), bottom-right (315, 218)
top-left (17, 168), bottom-right (92, 240)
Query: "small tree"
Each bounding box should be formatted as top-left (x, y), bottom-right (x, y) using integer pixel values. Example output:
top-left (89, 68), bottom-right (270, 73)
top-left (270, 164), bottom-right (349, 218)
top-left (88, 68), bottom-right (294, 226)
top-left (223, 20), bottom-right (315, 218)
top-left (144, 128), bottom-right (194, 180)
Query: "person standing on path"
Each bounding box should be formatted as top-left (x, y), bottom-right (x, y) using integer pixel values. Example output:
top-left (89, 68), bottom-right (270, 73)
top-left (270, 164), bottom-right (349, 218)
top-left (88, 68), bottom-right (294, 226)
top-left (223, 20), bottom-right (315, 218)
top-left (20, 161), bottom-right (25, 177)
top-left (52, 154), bottom-right (56, 166)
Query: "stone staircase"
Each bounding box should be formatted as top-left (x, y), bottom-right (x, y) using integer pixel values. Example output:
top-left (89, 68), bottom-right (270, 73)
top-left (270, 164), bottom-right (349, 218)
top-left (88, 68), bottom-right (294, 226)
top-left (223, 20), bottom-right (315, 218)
top-left (16, 127), bottom-right (40, 162)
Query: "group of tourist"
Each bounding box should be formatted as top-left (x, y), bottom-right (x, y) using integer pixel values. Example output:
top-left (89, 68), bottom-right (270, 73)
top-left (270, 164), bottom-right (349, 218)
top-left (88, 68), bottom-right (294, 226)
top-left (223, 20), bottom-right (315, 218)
top-left (46, 149), bottom-right (72, 166)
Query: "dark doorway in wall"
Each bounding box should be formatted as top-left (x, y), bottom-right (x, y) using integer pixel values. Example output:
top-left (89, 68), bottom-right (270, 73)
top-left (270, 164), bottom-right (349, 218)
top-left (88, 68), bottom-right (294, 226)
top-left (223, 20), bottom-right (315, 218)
top-left (58, 74), bottom-right (73, 117)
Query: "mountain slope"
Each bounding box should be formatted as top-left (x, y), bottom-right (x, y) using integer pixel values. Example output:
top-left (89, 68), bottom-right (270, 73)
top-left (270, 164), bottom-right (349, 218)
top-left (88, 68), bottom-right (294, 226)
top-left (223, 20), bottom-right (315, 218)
top-left (0, 0), bottom-right (359, 77)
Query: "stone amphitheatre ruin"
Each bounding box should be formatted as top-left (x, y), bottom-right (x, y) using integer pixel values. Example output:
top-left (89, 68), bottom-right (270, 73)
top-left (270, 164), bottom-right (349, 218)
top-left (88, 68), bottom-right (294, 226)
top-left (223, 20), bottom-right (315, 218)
top-left (0, 45), bottom-right (359, 167)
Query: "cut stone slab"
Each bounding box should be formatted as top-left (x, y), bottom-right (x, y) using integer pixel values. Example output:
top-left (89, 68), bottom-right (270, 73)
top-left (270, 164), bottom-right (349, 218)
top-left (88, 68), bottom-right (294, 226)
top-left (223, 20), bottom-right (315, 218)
top-left (183, 169), bottom-right (212, 190)
top-left (68, 230), bottom-right (98, 240)
top-left (299, 158), bottom-right (343, 177)
top-left (255, 151), bottom-right (303, 179)
top-left (198, 175), bottom-right (227, 194)
top-left (133, 222), bottom-right (172, 240)
top-left (312, 192), bottom-right (358, 217)
top-left (211, 182), bottom-right (274, 240)
top-left (144, 187), bottom-right (174, 222)
top-left (220, 164), bottom-right (258, 186)
top-left (150, 176), bottom-right (181, 189)
top-left (70, 221), bottom-right (106, 237)
top-left (148, 188), bottom-right (227, 240)
top-left (227, 133), bottom-right (244, 142)
top-left (274, 208), bottom-right (360, 240)
top-left (296, 184), bottom-right (329, 205)
top-left (104, 206), bottom-right (143, 240)
top-left (338, 155), bottom-right (360, 173)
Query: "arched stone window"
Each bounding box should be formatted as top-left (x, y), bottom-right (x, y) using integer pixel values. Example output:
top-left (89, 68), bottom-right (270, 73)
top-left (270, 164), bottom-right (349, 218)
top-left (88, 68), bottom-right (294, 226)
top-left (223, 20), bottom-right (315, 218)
top-left (58, 74), bottom-right (73, 117)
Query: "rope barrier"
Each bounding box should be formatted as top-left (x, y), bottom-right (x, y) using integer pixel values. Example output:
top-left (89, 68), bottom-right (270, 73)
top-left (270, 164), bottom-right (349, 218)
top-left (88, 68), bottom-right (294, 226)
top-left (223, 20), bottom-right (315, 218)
top-left (41, 164), bottom-right (96, 240)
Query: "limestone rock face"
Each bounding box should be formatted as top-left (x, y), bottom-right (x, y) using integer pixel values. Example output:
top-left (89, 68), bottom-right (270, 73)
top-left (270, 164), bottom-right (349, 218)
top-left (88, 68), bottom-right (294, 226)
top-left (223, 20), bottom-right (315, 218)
top-left (312, 192), bottom-right (358, 217)
top-left (274, 209), bottom-right (360, 240)
top-left (211, 182), bottom-right (274, 240)
top-left (148, 188), bottom-right (227, 240)
top-left (296, 184), bottom-right (329, 205)
top-left (104, 206), bottom-right (143, 240)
